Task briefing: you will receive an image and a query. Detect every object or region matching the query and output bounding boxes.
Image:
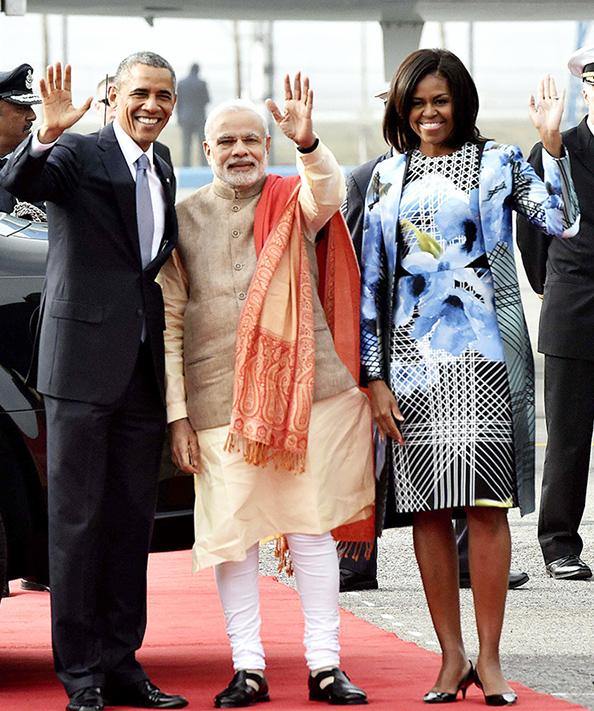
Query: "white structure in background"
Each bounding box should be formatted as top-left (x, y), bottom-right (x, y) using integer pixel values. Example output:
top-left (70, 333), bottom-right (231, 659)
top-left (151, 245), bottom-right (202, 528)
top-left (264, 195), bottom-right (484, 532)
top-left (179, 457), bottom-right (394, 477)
top-left (4, 0), bottom-right (594, 79)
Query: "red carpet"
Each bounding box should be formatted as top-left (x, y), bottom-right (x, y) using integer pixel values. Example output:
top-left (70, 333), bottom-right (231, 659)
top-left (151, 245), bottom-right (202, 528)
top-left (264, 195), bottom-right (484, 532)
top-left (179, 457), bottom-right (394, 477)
top-left (0, 551), bottom-right (587, 710)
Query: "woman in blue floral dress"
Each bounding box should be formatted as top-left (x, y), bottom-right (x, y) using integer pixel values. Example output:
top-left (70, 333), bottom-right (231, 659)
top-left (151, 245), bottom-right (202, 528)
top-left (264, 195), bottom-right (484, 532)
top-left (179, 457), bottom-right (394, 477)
top-left (360, 49), bottom-right (579, 705)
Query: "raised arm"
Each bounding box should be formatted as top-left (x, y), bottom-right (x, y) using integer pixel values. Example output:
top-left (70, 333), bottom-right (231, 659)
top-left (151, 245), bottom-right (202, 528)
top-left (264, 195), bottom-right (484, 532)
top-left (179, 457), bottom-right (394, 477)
top-left (528, 74), bottom-right (564, 158)
top-left (37, 63), bottom-right (92, 144)
top-left (265, 72), bottom-right (315, 150)
top-left (515, 142), bottom-right (552, 295)
top-left (266, 73), bottom-right (345, 235)
top-left (514, 74), bottom-right (580, 237)
top-left (0, 63), bottom-right (91, 203)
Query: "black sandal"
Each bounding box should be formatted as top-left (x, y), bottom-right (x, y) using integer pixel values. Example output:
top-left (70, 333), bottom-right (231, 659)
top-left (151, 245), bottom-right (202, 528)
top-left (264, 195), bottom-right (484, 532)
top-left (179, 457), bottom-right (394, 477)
top-left (214, 671), bottom-right (270, 708)
top-left (308, 668), bottom-right (368, 705)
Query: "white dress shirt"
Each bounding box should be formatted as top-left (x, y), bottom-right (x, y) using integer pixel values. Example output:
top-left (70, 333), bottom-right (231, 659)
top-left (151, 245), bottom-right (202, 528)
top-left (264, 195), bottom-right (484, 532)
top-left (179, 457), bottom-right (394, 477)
top-left (32, 121), bottom-right (167, 262)
top-left (112, 119), bottom-right (166, 262)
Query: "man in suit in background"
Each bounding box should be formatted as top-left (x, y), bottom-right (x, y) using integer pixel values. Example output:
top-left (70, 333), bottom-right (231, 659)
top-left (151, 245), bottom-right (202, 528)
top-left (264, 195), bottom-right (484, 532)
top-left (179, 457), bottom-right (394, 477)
top-left (176, 62), bottom-right (210, 166)
top-left (516, 46), bottom-right (594, 582)
top-left (93, 74), bottom-right (117, 126)
top-left (0, 52), bottom-right (188, 711)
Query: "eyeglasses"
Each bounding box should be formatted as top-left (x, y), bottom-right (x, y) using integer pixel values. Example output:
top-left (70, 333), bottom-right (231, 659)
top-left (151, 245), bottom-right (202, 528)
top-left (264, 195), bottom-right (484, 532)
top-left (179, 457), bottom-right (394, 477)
top-left (97, 98), bottom-right (110, 105)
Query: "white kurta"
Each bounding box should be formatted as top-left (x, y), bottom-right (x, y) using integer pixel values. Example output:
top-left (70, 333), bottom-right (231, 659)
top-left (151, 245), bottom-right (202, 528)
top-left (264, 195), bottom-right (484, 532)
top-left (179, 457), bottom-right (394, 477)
top-left (192, 387), bottom-right (375, 571)
top-left (161, 142), bottom-right (375, 571)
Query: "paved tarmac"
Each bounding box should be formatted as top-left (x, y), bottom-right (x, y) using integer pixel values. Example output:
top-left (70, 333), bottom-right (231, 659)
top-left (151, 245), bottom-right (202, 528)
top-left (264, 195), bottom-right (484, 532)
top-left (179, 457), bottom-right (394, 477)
top-left (261, 257), bottom-right (594, 709)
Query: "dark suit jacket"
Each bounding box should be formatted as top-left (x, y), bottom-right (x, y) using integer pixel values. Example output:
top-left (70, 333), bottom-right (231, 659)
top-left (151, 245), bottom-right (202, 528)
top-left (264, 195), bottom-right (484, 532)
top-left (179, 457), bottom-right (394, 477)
top-left (343, 151), bottom-right (392, 264)
top-left (154, 141), bottom-right (174, 179)
top-left (176, 75), bottom-right (210, 128)
top-left (516, 117), bottom-right (594, 360)
top-left (0, 156), bottom-right (16, 214)
top-left (0, 122), bottom-right (178, 403)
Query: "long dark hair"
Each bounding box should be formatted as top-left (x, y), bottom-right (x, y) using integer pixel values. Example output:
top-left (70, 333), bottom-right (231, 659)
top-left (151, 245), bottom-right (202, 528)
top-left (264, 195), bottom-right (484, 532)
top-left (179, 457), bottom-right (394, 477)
top-left (383, 48), bottom-right (485, 153)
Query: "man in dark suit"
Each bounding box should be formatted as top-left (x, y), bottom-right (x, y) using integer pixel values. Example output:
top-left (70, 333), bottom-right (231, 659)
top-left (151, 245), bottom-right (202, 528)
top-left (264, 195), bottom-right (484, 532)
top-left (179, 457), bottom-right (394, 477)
top-left (341, 147), bottom-right (529, 592)
top-left (0, 53), bottom-right (188, 711)
top-left (176, 62), bottom-right (210, 166)
top-left (516, 46), bottom-right (594, 582)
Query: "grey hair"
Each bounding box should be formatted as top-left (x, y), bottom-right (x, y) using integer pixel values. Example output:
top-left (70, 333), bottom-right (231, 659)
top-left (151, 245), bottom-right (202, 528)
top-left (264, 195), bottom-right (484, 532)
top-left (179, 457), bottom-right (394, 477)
top-left (114, 51), bottom-right (176, 92)
top-left (204, 99), bottom-right (269, 141)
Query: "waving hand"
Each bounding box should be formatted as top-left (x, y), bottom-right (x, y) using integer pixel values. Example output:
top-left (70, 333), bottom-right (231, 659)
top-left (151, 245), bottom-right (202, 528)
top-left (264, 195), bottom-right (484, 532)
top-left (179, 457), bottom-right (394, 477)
top-left (38, 63), bottom-right (92, 144)
top-left (265, 72), bottom-right (316, 149)
top-left (528, 74), bottom-right (564, 158)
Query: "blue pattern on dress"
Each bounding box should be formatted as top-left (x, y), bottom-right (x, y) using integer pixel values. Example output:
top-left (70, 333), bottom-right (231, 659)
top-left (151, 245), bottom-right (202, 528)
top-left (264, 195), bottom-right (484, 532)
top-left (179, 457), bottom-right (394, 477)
top-left (360, 140), bottom-right (580, 515)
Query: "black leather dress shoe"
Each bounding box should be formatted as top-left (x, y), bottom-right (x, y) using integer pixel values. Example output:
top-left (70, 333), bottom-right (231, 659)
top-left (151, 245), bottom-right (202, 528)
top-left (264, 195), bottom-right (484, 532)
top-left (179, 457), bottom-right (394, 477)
top-left (339, 570), bottom-right (379, 593)
top-left (308, 668), bottom-right (367, 705)
top-left (507, 570), bottom-right (530, 589)
top-left (106, 679), bottom-right (188, 708)
top-left (546, 555), bottom-right (592, 580)
top-left (66, 687), bottom-right (104, 711)
top-left (459, 569), bottom-right (529, 590)
top-left (21, 578), bottom-right (50, 592)
top-left (214, 670), bottom-right (270, 708)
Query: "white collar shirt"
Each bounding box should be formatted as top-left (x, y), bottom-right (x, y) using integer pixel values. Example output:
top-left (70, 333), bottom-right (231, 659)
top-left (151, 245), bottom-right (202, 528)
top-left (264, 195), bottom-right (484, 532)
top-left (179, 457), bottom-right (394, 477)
top-left (587, 115), bottom-right (594, 137)
top-left (113, 118), bottom-right (166, 262)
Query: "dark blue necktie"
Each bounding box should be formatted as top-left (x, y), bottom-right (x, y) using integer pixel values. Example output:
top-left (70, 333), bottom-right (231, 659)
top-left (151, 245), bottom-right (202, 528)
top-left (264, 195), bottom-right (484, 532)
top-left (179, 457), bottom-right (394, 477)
top-left (135, 153), bottom-right (154, 268)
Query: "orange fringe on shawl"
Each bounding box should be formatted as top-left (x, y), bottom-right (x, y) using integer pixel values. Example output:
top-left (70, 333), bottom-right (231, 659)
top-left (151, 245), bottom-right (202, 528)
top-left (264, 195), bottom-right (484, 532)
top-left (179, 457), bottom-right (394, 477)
top-left (225, 173), bottom-right (374, 551)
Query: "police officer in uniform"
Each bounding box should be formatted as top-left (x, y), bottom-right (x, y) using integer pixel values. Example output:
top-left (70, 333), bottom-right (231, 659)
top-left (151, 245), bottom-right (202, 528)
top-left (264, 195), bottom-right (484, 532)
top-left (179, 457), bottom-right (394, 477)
top-left (517, 46), bottom-right (594, 581)
top-left (0, 63), bottom-right (41, 215)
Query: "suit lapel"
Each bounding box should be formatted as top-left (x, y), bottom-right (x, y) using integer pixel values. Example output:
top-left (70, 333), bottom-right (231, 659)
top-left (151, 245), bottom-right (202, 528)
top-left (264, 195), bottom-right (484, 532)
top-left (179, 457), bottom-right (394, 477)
top-left (97, 123), bottom-right (141, 263)
top-left (574, 116), bottom-right (594, 179)
top-left (152, 151), bottom-right (176, 262)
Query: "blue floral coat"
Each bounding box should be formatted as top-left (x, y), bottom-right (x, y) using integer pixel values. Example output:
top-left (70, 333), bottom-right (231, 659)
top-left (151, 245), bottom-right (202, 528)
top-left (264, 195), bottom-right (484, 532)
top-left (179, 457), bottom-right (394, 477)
top-left (361, 141), bottom-right (579, 517)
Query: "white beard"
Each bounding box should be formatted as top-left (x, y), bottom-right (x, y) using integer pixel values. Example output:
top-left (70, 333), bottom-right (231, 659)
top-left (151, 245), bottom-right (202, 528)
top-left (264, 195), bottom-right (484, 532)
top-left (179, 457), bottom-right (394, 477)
top-left (215, 156), bottom-right (268, 188)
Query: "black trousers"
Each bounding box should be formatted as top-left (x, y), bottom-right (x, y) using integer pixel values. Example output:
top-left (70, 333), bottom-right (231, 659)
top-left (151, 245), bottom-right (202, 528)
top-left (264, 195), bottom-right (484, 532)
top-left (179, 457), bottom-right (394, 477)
top-left (181, 123), bottom-right (205, 167)
top-left (45, 342), bottom-right (166, 695)
top-left (538, 354), bottom-right (594, 564)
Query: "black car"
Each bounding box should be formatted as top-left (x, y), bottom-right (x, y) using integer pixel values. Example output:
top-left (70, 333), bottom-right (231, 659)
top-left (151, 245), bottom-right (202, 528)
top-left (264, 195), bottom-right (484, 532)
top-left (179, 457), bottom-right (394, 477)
top-left (0, 212), bottom-right (194, 597)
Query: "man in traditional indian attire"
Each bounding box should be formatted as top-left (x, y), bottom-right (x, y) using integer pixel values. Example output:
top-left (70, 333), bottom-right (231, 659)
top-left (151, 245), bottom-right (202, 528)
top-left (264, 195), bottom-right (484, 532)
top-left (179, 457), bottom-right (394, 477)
top-left (159, 74), bottom-right (374, 708)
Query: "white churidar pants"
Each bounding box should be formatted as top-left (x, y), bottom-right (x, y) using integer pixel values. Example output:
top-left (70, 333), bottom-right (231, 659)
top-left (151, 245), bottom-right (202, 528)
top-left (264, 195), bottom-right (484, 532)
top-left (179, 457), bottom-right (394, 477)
top-left (214, 531), bottom-right (340, 671)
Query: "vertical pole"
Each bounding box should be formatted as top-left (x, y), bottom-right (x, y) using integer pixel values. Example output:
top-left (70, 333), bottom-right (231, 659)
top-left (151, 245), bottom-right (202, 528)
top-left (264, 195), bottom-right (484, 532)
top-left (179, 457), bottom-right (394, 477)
top-left (438, 22), bottom-right (446, 49)
top-left (358, 22), bottom-right (368, 164)
top-left (265, 20), bottom-right (275, 164)
top-left (62, 14), bottom-right (68, 65)
top-left (468, 22), bottom-right (474, 75)
top-left (566, 21), bottom-right (591, 129)
top-left (233, 20), bottom-right (242, 99)
top-left (41, 14), bottom-right (49, 68)
top-left (381, 21), bottom-right (424, 82)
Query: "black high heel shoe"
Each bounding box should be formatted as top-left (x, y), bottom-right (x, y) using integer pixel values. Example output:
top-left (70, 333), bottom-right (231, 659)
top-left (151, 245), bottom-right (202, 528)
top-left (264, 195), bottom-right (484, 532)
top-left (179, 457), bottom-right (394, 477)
top-left (423, 661), bottom-right (474, 703)
top-left (473, 670), bottom-right (517, 706)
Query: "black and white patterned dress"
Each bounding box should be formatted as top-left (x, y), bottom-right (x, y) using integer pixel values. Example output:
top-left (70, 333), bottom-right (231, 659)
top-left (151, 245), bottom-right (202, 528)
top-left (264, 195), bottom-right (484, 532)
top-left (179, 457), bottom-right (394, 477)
top-left (389, 143), bottom-right (515, 513)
